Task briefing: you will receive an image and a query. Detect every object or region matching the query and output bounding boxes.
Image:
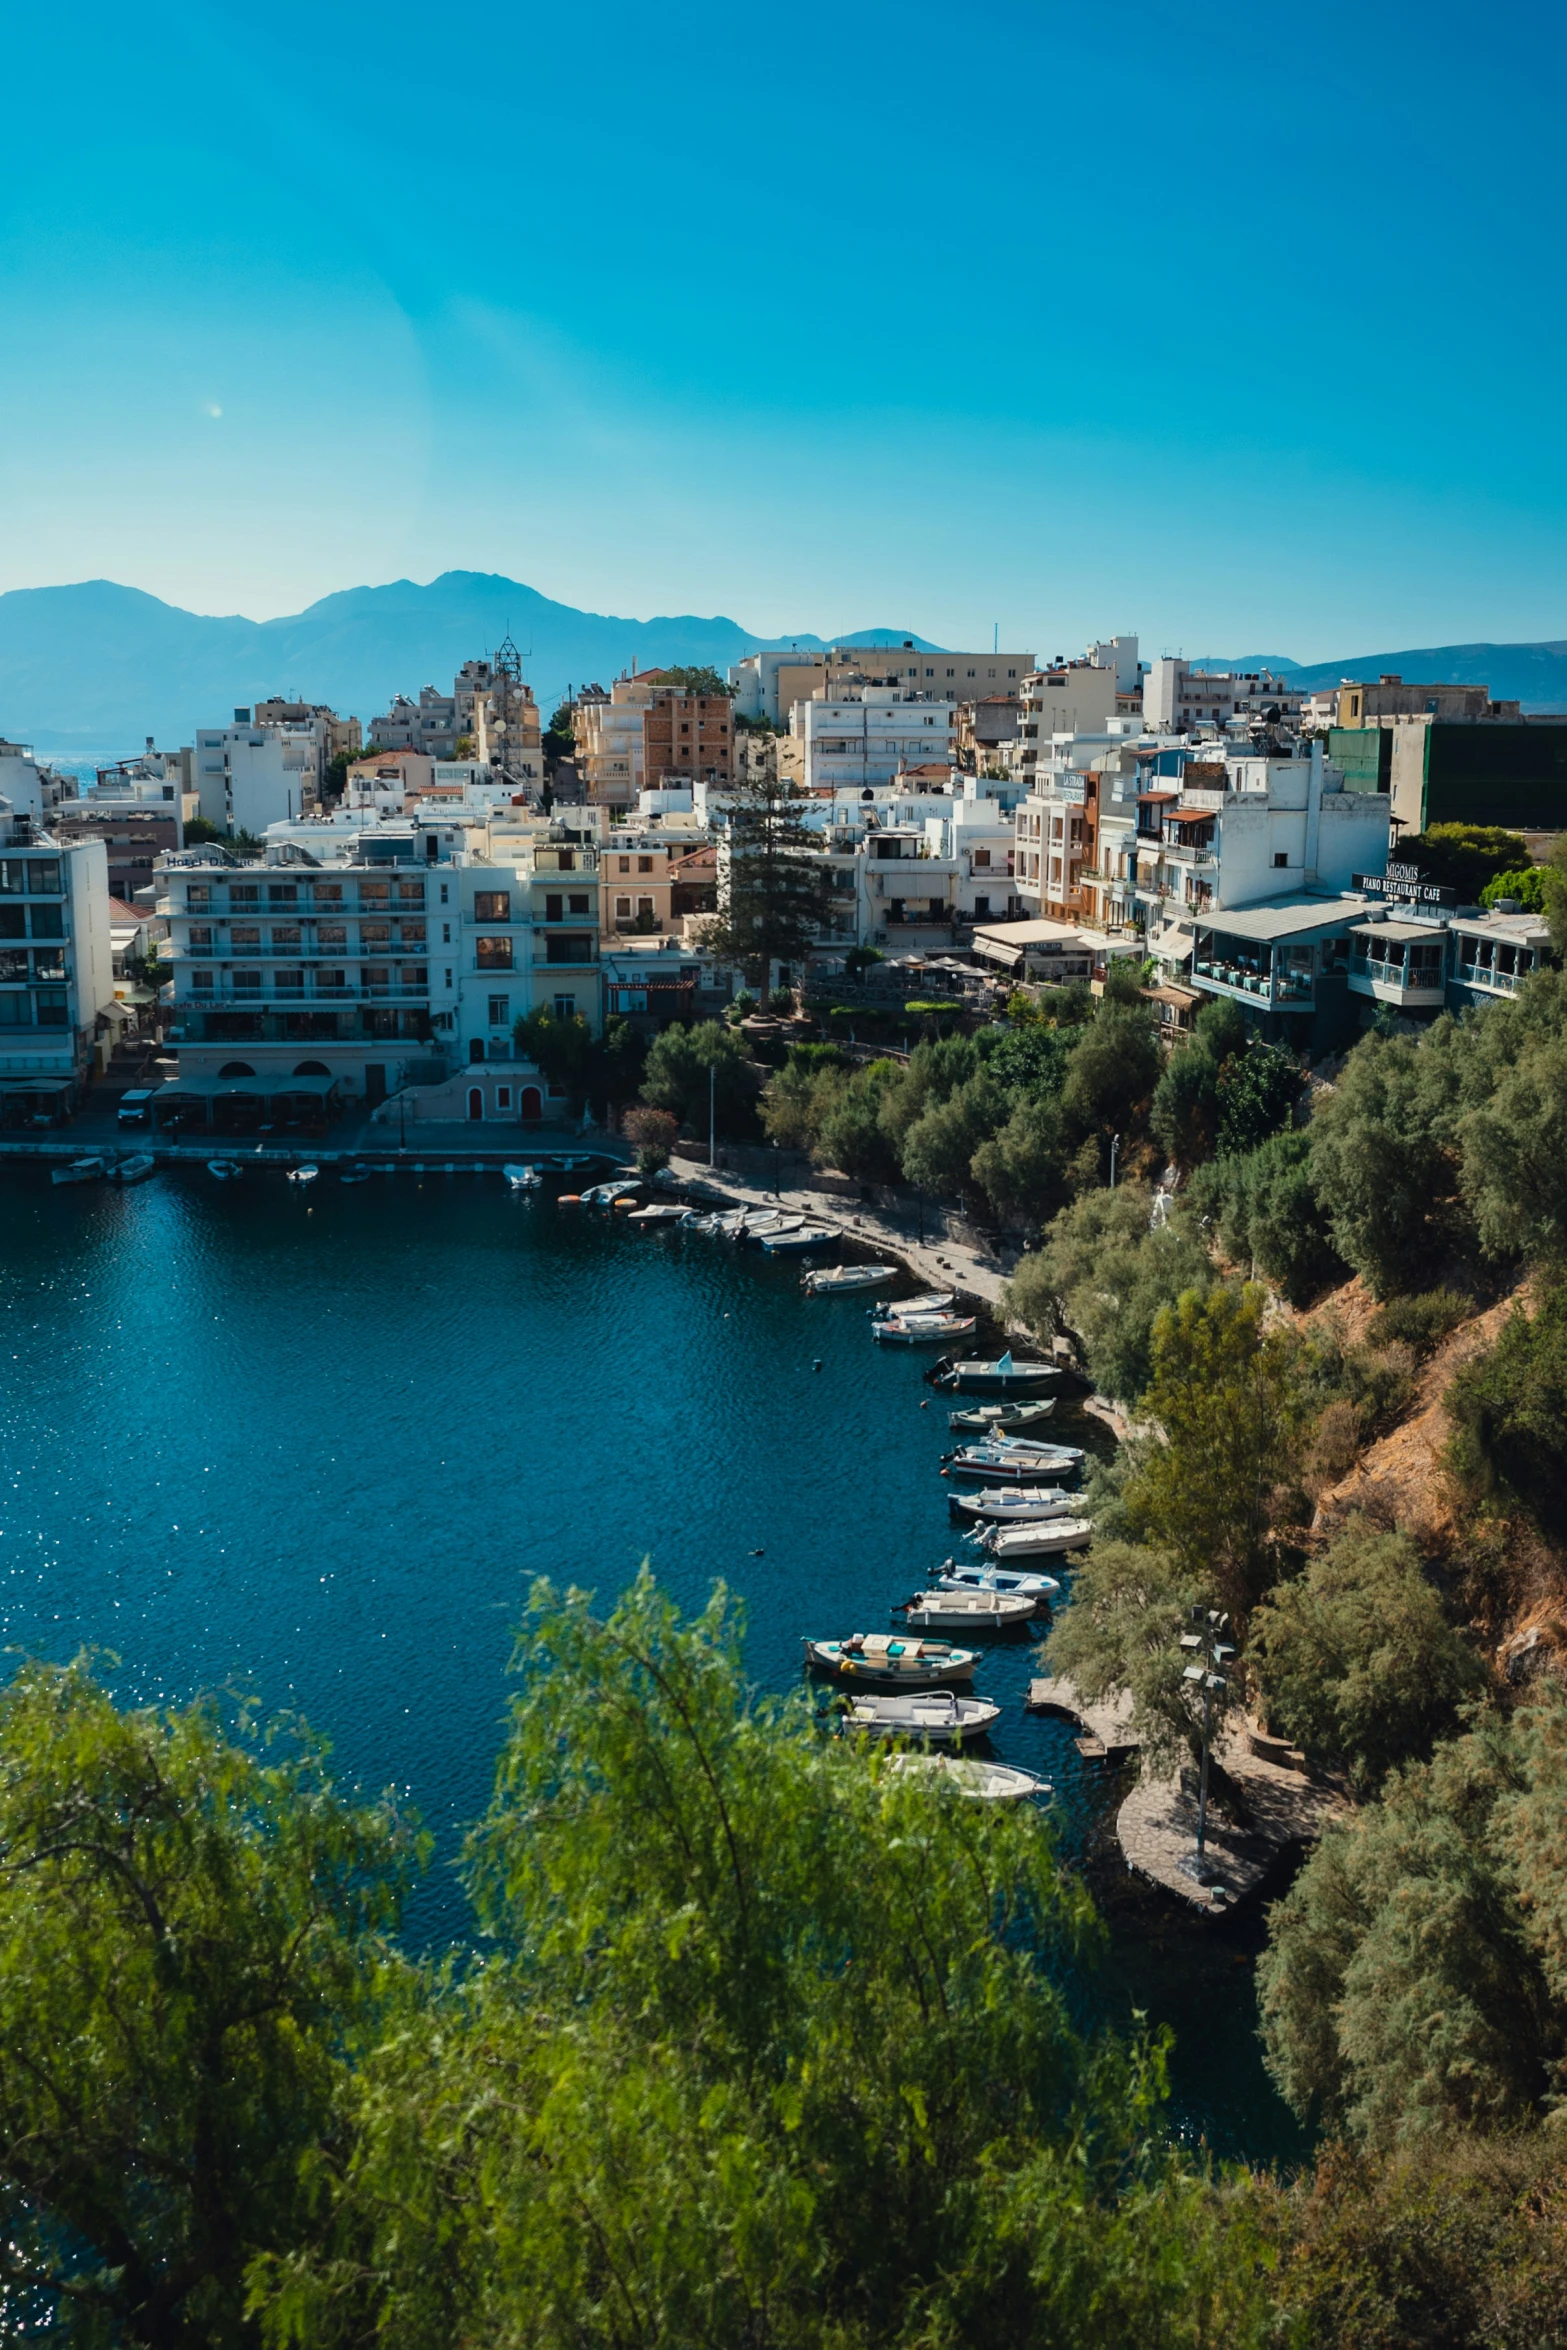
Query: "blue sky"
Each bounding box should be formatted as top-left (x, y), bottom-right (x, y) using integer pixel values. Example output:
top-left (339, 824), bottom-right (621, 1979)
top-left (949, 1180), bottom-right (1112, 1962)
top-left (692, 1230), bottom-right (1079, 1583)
top-left (2, 0), bottom-right (1563, 657)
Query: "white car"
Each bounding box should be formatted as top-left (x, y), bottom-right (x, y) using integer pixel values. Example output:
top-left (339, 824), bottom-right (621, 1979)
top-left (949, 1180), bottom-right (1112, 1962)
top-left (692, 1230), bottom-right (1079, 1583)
top-left (117, 1088), bottom-right (155, 1126)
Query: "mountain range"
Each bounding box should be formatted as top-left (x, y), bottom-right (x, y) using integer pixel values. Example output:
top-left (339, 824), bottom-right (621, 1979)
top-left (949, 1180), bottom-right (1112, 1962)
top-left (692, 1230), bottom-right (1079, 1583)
top-left (3, 569), bottom-right (1565, 761)
top-left (0, 573), bottom-right (940, 762)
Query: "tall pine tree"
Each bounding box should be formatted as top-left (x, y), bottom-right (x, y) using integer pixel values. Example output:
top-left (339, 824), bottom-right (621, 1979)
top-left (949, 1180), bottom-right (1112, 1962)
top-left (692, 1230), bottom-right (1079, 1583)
top-left (706, 765), bottom-right (831, 1008)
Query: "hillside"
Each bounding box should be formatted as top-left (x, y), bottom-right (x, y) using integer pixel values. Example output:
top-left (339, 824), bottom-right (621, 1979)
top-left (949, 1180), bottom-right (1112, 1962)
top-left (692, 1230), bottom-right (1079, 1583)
top-left (1196, 639), bottom-right (1567, 708)
top-left (0, 573), bottom-right (939, 761)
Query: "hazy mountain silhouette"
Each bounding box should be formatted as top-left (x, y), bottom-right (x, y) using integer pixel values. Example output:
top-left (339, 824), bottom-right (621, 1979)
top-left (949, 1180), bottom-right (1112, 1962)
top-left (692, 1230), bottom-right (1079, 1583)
top-left (0, 572), bottom-right (942, 759)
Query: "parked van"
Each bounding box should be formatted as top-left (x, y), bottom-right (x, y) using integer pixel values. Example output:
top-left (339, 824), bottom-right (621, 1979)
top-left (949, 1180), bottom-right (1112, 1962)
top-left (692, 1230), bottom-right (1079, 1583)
top-left (117, 1089), bottom-right (155, 1126)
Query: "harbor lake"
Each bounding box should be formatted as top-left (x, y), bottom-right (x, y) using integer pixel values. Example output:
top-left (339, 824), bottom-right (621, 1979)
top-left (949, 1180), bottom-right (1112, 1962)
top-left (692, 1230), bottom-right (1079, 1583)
top-left (0, 1163), bottom-right (1309, 2164)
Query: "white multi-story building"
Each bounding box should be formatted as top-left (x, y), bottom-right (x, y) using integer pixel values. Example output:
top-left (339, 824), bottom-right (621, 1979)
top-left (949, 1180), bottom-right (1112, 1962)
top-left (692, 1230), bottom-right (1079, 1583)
top-left (793, 689), bottom-right (956, 791)
top-left (0, 804), bottom-right (114, 1103)
top-left (1011, 642), bottom-right (1141, 788)
top-left (1143, 658), bottom-right (1302, 735)
top-left (194, 712), bottom-right (324, 835)
top-left (156, 820), bottom-right (600, 1126)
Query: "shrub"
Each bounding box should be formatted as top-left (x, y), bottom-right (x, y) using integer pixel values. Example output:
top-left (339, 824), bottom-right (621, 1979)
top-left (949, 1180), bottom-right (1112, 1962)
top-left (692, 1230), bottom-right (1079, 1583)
top-left (1192, 1128), bottom-right (1344, 1305)
top-left (621, 1104), bottom-right (680, 1173)
top-left (1005, 1185), bottom-right (1211, 1405)
top-left (1252, 1517), bottom-right (1485, 1790)
top-left (1446, 1281), bottom-right (1567, 1537)
top-left (1366, 1287), bottom-right (1471, 1358)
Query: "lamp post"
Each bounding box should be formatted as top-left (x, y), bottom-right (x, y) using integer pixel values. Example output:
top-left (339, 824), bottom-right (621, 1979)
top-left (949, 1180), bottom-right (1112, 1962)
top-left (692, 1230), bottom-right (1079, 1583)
top-left (1109, 1131), bottom-right (1120, 1189)
top-left (1178, 1607), bottom-right (1236, 1876)
top-left (709, 1058), bottom-right (716, 1169)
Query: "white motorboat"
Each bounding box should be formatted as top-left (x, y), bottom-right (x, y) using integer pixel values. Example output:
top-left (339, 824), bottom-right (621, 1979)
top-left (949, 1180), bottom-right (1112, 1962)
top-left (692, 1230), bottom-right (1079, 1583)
top-left (886, 1753), bottom-right (1051, 1801)
top-left (947, 1399), bottom-right (1056, 1433)
top-left (938, 1560), bottom-right (1062, 1606)
top-left (340, 1166), bottom-right (371, 1185)
top-left (207, 1159), bottom-right (243, 1182)
top-left (114, 1154), bottom-right (156, 1185)
top-left (740, 1210), bottom-right (801, 1239)
top-left (947, 1485), bottom-right (1079, 1524)
top-left (872, 1311), bottom-right (977, 1344)
top-left (836, 1690), bottom-right (1001, 1747)
top-left (287, 1165), bottom-right (318, 1185)
top-left (978, 1518), bottom-right (1093, 1560)
top-left (504, 1163), bottom-right (542, 1191)
top-left (51, 1156), bottom-right (107, 1187)
top-left (927, 1350), bottom-right (1059, 1394)
top-left (804, 1634), bottom-right (977, 1689)
top-left (760, 1224), bottom-right (836, 1253)
top-left (803, 1263), bottom-right (896, 1294)
top-left (944, 1441), bottom-right (1084, 1482)
top-left (627, 1203), bottom-right (688, 1224)
top-left (896, 1588), bottom-right (1036, 1632)
top-left (880, 1290), bottom-right (955, 1316)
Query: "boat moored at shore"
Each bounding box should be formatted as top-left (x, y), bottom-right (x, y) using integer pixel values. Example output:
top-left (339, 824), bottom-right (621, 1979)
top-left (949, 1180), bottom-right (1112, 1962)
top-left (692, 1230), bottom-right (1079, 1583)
top-left (804, 1634), bottom-right (977, 1688)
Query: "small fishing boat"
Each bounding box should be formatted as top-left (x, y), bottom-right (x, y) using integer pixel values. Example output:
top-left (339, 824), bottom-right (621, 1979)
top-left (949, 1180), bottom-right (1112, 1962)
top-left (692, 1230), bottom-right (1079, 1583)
top-left (114, 1153), bottom-right (156, 1184)
top-left (878, 1290), bottom-right (954, 1317)
top-left (885, 1752), bottom-right (1051, 1801)
top-left (947, 1399), bottom-right (1056, 1433)
top-left (504, 1163), bottom-right (542, 1191)
top-left (340, 1165), bottom-right (371, 1185)
top-left (556, 1193), bottom-right (583, 1205)
top-left (207, 1159), bottom-right (243, 1182)
top-left (835, 1690), bottom-right (1001, 1747)
top-left (627, 1203), bottom-right (688, 1225)
top-left (977, 1518), bottom-right (1093, 1560)
top-left (804, 1634), bottom-right (977, 1689)
top-left (944, 1441), bottom-right (1084, 1482)
top-left (872, 1311), bottom-right (977, 1344)
top-left (51, 1156), bottom-right (107, 1187)
top-left (738, 1210), bottom-right (799, 1240)
top-left (803, 1263), bottom-right (895, 1294)
top-left (760, 1224), bottom-right (836, 1254)
top-left (947, 1485), bottom-right (1080, 1524)
top-left (938, 1560), bottom-right (1062, 1606)
top-left (895, 1588), bottom-right (1036, 1632)
top-left (287, 1165), bottom-right (318, 1186)
top-left (926, 1349), bottom-right (1058, 1394)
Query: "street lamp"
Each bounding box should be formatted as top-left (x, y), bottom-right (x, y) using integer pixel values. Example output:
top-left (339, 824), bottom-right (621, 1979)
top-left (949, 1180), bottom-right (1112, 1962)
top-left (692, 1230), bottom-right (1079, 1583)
top-left (1178, 1607), bottom-right (1236, 1877)
top-left (1109, 1131), bottom-right (1120, 1189)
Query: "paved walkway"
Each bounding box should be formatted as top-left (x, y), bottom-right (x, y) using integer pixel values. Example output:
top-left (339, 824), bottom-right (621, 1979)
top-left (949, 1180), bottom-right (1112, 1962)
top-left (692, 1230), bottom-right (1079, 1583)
top-left (1025, 1673), bottom-right (1139, 1760)
top-left (1115, 1727), bottom-right (1345, 1914)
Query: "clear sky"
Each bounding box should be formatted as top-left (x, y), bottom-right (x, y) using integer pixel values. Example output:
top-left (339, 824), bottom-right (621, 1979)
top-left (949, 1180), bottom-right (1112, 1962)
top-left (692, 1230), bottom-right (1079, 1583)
top-left (3, 0), bottom-right (1563, 658)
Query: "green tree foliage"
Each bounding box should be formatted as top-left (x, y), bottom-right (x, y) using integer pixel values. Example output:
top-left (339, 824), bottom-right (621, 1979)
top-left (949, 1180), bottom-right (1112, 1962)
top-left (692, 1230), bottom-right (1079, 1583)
top-left (1276, 2136), bottom-right (1567, 2348)
top-left (1458, 996), bottom-right (1567, 1268)
top-left (1151, 1044), bottom-right (1221, 1171)
top-left (1364, 1286), bottom-right (1470, 1357)
top-left (876, 1034), bottom-right (978, 1154)
top-left (701, 773), bottom-right (829, 1007)
top-left (1191, 1129), bottom-right (1345, 1305)
top-left (512, 1009), bottom-right (647, 1118)
top-left (1059, 1001), bottom-right (1162, 1143)
top-left (1480, 864), bottom-right (1548, 911)
top-left (1446, 1281), bottom-right (1567, 1537)
top-left (1125, 1282), bottom-right (1303, 1623)
top-left (1046, 1541), bottom-right (1221, 1773)
top-left (974, 1016), bottom-right (1075, 1100)
top-left (899, 1071), bottom-right (1005, 1204)
top-left (1401, 824), bottom-right (1532, 901)
top-left (542, 700), bottom-right (577, 766)
top-left (0, 1660), bottom-right (416, 2346)
top-left (759, 1043), bottom-right (847, 1149)
top-left (1306, 1024), bottom-right (1474, 1297)
top-left (1004, 1185), bottom-right (1211, 1405)
top-left (1252, 1518), bottom-right (1485, 1790)
top-left (257, 1573), bottom-right (1281, 2350)
top-left (639, 1018), bottom-right (758, 1138)
top-left (1216, 1042), bottom-right (1302, 1156)
top-left (1258, 1713), bottom-right (1562, 2145)
top-left (814, 1057), bottom-right (905, 1185)
top-left (650, 665), bottom-right (732, 698)
top-left (971, 1094), bottom-right (1074, 1227)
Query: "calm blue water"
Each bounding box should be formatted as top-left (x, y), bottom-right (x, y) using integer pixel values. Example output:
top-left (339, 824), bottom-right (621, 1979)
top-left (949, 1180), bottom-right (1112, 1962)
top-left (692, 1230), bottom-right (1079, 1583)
top-left (0, 1166), bottom-right (1305, 2165)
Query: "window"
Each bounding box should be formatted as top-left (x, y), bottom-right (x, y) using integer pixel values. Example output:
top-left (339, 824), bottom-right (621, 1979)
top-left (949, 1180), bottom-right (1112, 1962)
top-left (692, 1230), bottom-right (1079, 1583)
top-left (34, 989), bottom-right (68, 1025)
top-left (233, 969), bottom-right (261, 993)
top-left (362, 966), bottom-right (390, 989)
top-left (553, 994), bottom-right (576, 1020)
top-left (398, 881), bottom-right (423, 904)
top-left (313, 883), bottom-right (342, 906)
top-left (360, 881), bottom-right (389, 906)
top-left (474, 890), bottom-right (511, 920)
top-left (637, 855), bottom-right (654, 873)
top-left (545, 934), bottom-right (592, 965)
top-left (272, 925), bottom-right (301, 949)
top-left (476, 936), bottom-right (513, 970)
top-left (568, 893), bottom-right (590, 915)
top-left (230, 885), bottom-right (259, 908)
top-left (360, 922), bottom-right (391, 946)
top-left (29, 904), bottom-right (63, 939)
top-left (268, 885), bottom-right (297, 907)
top-left (440, 882), bottom-right (449, 903)
top-left (636, 896), bottom-right (654, 919)
top-left (618, 856), bottom-right (630, 873)
top-left (188, 924), bottom-right (214, 951)
top-left (1273, 851), bottom-right (1288, 868)
top-left (487, 995), bottom-right (509, 1025)
top-left (496, 1087), bottom-right (511, 1110)
top-left (186, 884), bottom-right (211, 911)
top-left (615, 895), bottom-right (632, 920)
top-left (317, 924), bottom-right (345, 948)
top-left (544, 893), bottom-right (562, 922)
top-left (398, 921), bottom-right (426, 945)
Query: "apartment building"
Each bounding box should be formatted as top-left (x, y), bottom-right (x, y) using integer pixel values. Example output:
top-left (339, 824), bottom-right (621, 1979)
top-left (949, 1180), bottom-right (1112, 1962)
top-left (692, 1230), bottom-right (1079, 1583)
top-left (0, 806), bottom-right (114, 1108)
top-left (954, 695), bottom-right (1021, 773)
top-left (575, 680), bottom-right (648, 809)
top-left (599, 834), bottom-right (715, 943)
top-left (728, 650), bottom-right (829, 725)
top-left (368, 652), bottom-right (542, 787)
top-left (253, 699), bottom-right (362, 764)
top-left (793, 689), bottom-right (955, 791)
top-left (158, 820), bottom-right (600, 1116)
top-left (1143, 658), bottom-right (1302, 734)
top-left (194, 711), bottom-right (323, 834)
top-left (1329, 710), bottom-right (1567, 834)
top-left (1334, 675), bottom-right (1522, 726)
top-left (643, 680), bottom-right (733, 791)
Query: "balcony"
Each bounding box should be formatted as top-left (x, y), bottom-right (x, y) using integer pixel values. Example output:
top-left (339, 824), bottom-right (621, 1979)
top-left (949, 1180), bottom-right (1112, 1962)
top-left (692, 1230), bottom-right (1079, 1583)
top-left (185, 983), bottom-right (429, 1006)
